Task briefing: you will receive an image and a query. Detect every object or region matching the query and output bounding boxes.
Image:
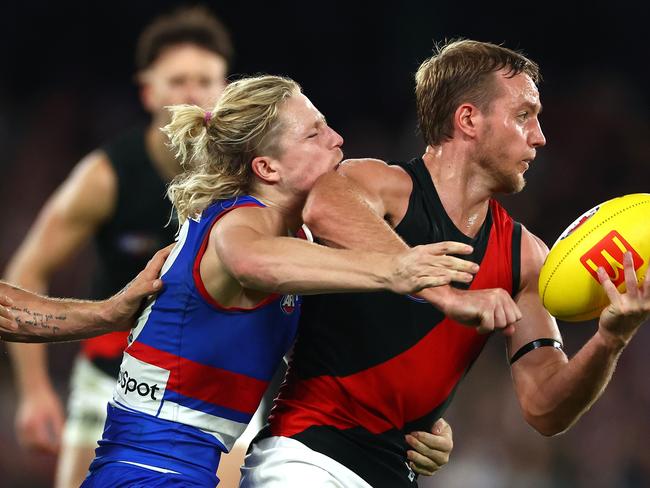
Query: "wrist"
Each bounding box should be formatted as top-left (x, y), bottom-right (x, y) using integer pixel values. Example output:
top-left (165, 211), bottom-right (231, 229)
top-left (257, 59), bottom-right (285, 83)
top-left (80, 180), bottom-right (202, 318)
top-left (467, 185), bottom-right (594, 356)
top-left (595, 327), bottom-right (628, 354)
top-left (18, 376), bottom-right (56, 398)
top-left (95, 299), bottom-right (116, 331)
top-left (417, 284), bottom-right (456, 311)
top-left (383, 253), bottom-right (402, 292)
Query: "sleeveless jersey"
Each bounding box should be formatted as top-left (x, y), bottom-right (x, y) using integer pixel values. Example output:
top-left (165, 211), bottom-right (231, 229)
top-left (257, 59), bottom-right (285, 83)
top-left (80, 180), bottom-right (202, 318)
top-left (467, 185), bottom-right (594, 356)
top-left (266, 158), bottom-right (521, 487)
top-left (91, 196), bottom-right (301, 478)
top-left (82, 127), bottom-right (177, 377)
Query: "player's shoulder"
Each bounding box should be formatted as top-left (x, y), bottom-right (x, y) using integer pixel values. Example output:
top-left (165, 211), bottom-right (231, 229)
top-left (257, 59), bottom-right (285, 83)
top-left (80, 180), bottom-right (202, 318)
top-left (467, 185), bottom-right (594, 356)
top-left (519, 225), bottom-right (550, 285)
top-left (521, 225), bottom-right (550, 255)
top-left (338, 158), bottom-right (412, 193)
top-left (339, 157), bottom-right (409, 176)
top-left (212, 200), bottom-right (282, 236)
top-left (337, 158), bottom-right (413, 223)
top-left (64, 149), bottom-right (116, 194)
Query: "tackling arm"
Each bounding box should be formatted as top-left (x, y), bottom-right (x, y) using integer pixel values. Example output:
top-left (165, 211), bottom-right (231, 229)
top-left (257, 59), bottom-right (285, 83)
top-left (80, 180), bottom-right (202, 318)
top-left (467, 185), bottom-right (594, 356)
top-left (303, 161), bottom-right (521, 333)
top-left (212, 205), bottom-right (476, 296)
top-left (0, 284), bottom-right (112, 342)
top-left (0, 245), bottom-right (169, 342)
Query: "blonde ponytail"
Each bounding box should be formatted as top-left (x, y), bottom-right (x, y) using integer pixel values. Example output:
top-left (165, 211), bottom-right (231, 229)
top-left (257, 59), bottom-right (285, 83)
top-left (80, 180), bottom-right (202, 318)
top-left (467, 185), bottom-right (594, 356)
top-left (163, 75), bottom-right (300, 225)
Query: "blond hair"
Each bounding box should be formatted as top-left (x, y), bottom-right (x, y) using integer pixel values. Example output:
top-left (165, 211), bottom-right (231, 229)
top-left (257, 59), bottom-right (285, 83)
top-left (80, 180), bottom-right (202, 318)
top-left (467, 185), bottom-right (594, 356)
top-left (164, 75), bottom-right (301, 225)
top-left (415, 39), bottom-right (540, 146)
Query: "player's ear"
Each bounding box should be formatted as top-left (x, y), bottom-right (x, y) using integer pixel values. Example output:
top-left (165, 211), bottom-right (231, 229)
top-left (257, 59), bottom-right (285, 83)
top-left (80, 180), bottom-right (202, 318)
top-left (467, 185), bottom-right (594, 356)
top-left (454, 103), bottom-right (481, 139)
top-left (251, 156), bottom-right (280, 183)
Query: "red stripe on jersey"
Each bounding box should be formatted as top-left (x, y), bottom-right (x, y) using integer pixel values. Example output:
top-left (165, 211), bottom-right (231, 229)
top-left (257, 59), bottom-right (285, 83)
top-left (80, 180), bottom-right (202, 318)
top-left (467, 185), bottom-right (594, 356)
top-left (271, 319), bottom-right (488, 437)
top-left (271, 200), bottom-right (515, 436)
top-left (126, 341), bottom-right (268, 415)
top-left (82, 331), bottom-right (129, 360)
top-left (193, 202), bottom-right (280, 312)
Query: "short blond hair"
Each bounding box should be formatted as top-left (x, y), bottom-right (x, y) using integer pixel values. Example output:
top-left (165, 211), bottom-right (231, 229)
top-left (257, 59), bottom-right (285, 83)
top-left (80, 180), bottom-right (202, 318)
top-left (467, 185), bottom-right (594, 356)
top-left (415, 39), bottom-right (540, 146)
top-left (163, 75), bottom-right (301, 225)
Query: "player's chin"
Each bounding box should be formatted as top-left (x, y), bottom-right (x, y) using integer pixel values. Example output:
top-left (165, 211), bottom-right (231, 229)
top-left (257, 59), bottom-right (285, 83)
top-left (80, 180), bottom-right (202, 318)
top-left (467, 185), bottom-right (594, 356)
top-left (512, 176), bottom-right (527, 194)
top-left (498, 175), bottom-right (526, 194)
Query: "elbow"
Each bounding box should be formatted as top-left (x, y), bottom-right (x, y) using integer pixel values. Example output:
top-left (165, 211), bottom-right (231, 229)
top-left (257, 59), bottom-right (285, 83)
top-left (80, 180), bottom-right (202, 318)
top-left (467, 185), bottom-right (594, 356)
top-left (523, 411), bottom-right (571, 437)
top-left (520, 397), bottom-right (573, 437)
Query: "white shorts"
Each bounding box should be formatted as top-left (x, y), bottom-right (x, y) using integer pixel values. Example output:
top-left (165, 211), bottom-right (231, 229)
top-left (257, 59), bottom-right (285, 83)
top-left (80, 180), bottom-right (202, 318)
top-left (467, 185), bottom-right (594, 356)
top-left (239, 436), bottom-right (372, 488)
top-left (62, 356), bottom-right (115, 448)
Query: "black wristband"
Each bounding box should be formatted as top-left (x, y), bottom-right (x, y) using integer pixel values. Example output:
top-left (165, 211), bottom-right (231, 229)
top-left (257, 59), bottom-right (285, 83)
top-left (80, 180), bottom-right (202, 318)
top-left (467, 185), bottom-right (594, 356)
top-left (510, 338), bottom-right (563, 365)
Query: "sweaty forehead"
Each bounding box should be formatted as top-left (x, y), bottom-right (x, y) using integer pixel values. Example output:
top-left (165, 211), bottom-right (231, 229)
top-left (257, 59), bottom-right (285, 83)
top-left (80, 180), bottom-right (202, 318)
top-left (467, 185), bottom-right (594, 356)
top-left (498, 71), bottom-right (541, 107)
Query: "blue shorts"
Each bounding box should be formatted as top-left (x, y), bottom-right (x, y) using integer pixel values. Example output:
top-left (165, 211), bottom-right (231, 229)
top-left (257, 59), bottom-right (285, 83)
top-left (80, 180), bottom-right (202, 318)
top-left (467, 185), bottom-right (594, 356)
top-left (81, 462), bottom-right (215, 487)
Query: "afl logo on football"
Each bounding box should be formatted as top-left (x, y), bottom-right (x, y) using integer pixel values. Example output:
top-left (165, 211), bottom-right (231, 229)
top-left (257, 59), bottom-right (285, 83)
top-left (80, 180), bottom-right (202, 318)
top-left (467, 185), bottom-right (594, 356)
top-left (280, 295), bottom-right (297, 314)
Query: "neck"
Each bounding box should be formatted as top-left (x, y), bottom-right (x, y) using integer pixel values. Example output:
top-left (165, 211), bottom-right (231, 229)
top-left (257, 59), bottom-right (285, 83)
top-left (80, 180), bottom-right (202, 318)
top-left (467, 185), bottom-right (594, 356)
top-left (250, 186), bottom-right (305, 234)
top-left (422, 145), bottom-right (492, 238)
top-left (145, 123), bottom-right (183, 182)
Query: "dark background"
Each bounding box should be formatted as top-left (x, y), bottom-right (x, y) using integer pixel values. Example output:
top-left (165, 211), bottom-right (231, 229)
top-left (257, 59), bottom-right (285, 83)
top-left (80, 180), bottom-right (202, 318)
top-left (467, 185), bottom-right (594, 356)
top-left (1, 1), bottom-right (648, 487)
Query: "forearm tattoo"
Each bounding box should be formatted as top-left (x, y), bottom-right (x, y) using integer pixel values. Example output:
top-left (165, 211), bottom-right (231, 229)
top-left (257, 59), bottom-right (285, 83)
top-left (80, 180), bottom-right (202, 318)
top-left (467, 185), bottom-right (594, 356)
top-left (9, 306), bottom-right (64, 335)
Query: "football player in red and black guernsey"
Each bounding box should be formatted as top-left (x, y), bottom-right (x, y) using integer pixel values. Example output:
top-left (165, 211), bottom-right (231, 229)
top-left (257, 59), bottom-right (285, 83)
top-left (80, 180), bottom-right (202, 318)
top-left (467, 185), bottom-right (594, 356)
top-left (241, 40), bottom-right (650, 488)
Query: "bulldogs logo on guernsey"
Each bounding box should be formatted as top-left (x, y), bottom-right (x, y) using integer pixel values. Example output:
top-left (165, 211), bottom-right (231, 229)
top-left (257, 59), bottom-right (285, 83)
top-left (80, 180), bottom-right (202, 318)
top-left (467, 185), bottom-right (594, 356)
top-left (108, 195), bottom-right (301, 452)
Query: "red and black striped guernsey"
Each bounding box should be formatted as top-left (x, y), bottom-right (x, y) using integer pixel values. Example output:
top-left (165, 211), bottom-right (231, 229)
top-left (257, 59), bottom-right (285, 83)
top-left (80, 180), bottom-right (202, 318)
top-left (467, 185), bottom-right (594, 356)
top-left (265, 157), bottom-right (522, 487)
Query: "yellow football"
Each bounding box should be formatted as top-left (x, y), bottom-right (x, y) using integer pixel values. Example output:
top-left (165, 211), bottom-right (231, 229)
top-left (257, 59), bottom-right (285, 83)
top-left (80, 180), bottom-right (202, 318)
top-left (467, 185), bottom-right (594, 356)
top-left (538, 193), bottom-right (650, 322)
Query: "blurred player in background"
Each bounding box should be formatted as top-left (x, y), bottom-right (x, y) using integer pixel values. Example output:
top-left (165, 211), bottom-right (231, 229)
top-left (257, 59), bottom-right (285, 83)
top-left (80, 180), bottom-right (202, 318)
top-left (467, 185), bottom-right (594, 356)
top-left (5, 6), bottom-right (233, 487)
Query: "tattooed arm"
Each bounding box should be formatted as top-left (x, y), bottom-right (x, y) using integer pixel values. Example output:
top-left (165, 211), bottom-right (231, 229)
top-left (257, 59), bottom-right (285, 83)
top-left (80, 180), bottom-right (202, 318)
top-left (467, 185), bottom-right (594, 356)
top-left (0, 245), bottom-right (170, 342)
top-left (0, 286), bottom-right (105, 342)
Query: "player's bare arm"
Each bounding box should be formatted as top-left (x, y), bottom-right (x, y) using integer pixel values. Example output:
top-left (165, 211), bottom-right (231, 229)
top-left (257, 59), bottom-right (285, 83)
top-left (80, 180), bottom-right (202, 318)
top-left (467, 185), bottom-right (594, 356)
top-left (5, 152), bottom-right (117, 340)
top-left (5, 150), bottom-right (117, 453)
top-left (0, 245), bottom-right (169, 342)
top-left (304, 161), bottom-right (521, 334)
top-left (205, 205), bottom-right (477, 303)
top-left (303, 159), bottom-right (413, 250)
top-left (509, 226), bottom-right (650, 435)
top-left (6, 151), bottom-right (117, 292)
